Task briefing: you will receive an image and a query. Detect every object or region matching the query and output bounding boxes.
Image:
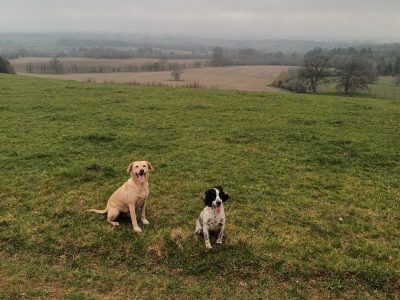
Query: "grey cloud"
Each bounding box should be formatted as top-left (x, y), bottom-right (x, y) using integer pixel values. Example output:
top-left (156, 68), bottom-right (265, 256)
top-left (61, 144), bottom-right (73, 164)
top-left (1, 0), bottom-right (399, 40)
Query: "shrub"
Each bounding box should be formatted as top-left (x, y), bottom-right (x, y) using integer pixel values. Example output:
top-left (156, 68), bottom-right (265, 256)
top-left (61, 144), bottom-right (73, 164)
top-left (0, 56), bottom-right (15, 74)
top-left (272, 68), bottom-right (307, 93)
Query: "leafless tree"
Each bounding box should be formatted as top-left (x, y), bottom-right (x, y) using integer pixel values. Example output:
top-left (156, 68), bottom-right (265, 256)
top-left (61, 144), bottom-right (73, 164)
top-left (170, 63), bottom-right (183, 81)
top-left (49, 58), bottom-right (64, 74)
top-left (298, 48), bottom-right (329, 93)
top-left (211, 47), bottom-right (224, 67)
top-left (158, 57), bottom-right (168, 71)
top-left (336, 58), bottom-right (375, 95)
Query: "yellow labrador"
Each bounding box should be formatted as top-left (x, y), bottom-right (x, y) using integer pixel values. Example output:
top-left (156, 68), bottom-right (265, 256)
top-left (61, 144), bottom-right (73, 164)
top-left (87, 161), bottom-right (153, 233)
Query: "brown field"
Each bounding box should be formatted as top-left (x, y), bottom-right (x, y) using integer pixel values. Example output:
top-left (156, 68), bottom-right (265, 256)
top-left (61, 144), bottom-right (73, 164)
top-left (19, 65), bottom-right (291, 91)
top-left (10, 57), bottom-right (207, 73)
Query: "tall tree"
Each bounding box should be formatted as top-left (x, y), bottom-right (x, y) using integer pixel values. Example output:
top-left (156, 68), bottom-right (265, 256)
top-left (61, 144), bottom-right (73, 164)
top-left (211, 47), bottom-right (224, 67)
top-left (49, 58), bottom-right (64, 74)
top-left (336, 58), bottom-right (374, 95)
top-left (170, 63), bottom-right (183, 81)
top-left (298, 48), bottom-right (329, 93)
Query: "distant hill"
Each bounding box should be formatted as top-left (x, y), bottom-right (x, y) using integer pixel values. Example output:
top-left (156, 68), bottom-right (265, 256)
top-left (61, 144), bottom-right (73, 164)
top-left (0, 32), bottom-right (383, 54)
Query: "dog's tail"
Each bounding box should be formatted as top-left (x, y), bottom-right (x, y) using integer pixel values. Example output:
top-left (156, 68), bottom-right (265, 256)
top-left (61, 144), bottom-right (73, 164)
top-left (86, 208), bottom-right (108, 214)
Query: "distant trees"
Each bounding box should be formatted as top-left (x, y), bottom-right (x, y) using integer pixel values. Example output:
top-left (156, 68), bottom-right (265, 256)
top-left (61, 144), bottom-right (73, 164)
top-left (22, 59), bottom-right (194, 74)
top-left (49, 58), bottom-right (64, 74)
top-left (0, 56), bottom-right (15, 74)
top-left (211, 47), bottom-right (224, 67)
top-left (272, 48), bottom-right (329, 93)
top-left (335, 58), bottom-right (377, 94)
top-left (273, 48), bottom-right (380, 95)
top-left (394, 56), bottom-right (400, 76)
top-left (297, 48), bottom-right (329, 93)
top-left (170, 63), bottom-right (184, 81)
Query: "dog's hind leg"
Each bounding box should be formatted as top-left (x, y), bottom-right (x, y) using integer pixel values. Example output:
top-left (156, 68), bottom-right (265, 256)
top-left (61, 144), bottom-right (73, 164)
top-left (107, 208), bottom-right (120, 226)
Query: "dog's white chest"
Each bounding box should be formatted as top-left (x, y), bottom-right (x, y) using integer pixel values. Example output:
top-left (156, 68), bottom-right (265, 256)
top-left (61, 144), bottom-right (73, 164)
top-left (203, 207), bottom-right (225, 231)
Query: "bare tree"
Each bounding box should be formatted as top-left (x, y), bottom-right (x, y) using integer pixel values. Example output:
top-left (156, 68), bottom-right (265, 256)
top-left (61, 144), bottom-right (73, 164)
top-left (211, 46), bottom-right (224, 67)
top-left (298, 48), bottom-right (329, 93)
top-left (49, 58), bottom-right (64, 74)
top-left (170, 63), bottom-right (183, 81)
top-left (336, 58), bottom-right (375, 95)
top-left (158, 57), bottom-right (168, 71)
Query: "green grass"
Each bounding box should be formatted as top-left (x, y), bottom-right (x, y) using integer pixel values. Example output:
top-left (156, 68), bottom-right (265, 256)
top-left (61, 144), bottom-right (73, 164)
top-left (1, 74), bottom-right (399, 299)
top-left (319, 76), bottom-right (400, 100)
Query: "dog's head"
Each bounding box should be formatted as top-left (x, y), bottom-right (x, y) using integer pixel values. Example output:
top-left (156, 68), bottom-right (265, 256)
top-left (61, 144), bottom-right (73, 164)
top-left (203, 186), bottom-right (229, 208)
top-left (127, 161), bottom-right (153, 183)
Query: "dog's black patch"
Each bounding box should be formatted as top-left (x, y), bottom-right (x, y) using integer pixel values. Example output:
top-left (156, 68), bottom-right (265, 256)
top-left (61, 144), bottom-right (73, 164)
top-left (203, 189), bottom-right (216, 207)
top-left (203, 186), bottom-right (230, 206)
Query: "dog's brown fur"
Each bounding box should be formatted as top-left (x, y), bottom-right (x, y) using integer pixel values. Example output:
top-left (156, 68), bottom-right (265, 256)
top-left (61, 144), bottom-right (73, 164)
top-left (86, 161), bottom-right (153, 233)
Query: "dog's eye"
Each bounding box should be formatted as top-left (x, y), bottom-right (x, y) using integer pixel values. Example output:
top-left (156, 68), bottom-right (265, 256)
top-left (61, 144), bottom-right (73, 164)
top-left (143, 165), bottom-right (146, 167)
top-left (135, 165), bottom-right (139, 168)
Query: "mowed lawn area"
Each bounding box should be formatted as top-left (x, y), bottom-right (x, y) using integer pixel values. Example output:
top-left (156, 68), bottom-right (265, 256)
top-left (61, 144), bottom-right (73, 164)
top-left (0, 74), bottom-right (399, 299)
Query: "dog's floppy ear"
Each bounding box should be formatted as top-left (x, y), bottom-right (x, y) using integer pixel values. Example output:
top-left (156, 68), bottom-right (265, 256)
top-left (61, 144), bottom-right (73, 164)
top-left (127, 163), bottom-right (134, 174)
top-left (216, 186), bottom-right (230, 202)
top-left (146, 161), bottom-right (154, 172)
top-left (203, 189), bottom-right (214, 207)
top-left (220, 191), bottom-right (230, 202)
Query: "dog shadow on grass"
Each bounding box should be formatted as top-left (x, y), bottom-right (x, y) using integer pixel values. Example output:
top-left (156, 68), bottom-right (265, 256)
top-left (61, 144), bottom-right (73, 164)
top-left (164, 229), bottom-right (261, 280)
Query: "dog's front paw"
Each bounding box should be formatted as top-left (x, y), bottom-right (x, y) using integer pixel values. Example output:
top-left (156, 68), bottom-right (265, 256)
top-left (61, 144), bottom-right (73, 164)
top-left (216, 239), bottom-right (223, 244)
top-left (133, 227), bottom-right (143, 233)
top-left (205, 243), bottom-right (213, 250)
top-left (141, 219), bottom-right (150, 225)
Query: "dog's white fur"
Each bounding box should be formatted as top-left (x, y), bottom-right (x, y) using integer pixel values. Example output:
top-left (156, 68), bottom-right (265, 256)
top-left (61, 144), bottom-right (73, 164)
top-left (195, 188), bottom-right (227, 249)
top-left (86, 161), bottom-right (153, 233)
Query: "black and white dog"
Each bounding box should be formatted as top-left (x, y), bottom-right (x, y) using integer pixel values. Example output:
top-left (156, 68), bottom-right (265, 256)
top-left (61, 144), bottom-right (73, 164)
top-left (195, 186), bottom-right (230, 249)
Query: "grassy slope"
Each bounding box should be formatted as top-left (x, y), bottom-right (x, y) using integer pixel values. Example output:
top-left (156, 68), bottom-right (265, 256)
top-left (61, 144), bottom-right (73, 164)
top-left (0, 74), bottom-right (399, 299)
top-left (319, 76), bottom-right (400, 101)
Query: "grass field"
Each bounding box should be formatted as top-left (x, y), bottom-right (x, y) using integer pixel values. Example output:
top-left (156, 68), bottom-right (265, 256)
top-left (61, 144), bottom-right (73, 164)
top-left (0, 74), bottom-right (399, 299)
top-left (19, 65), bottom-right (290, 92)
top-left (319, 76), bottom-right (400, 101)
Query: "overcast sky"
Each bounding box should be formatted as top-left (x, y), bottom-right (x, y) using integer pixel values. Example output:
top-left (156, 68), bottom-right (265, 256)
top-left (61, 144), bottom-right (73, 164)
top-left (1, 0), bottom-right (400, 41)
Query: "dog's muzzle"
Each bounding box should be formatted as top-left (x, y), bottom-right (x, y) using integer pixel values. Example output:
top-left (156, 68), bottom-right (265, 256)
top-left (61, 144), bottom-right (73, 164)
top-left (136, 170), bottom-right (146, 183)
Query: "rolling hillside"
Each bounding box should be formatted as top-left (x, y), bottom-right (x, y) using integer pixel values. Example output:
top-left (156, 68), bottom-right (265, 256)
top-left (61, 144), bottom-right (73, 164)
top-left (0, 74), bottom-right (399, 299)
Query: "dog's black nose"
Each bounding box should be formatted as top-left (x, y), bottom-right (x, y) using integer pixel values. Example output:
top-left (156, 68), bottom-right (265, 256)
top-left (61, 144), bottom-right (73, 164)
top-left (139, 169), bottom-right (145, 175)
top-left (216, 201), bottom-right (222, 207)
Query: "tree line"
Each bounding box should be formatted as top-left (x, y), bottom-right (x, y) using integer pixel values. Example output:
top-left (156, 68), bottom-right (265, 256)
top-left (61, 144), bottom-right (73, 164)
top-left (0, 46), bottom-right (206, 60)
top-left (272, 47), bottom-right (400, 95)
top-left (3, 42), bottom-right (400, 73)
top-left (24, 58), bottom-right (203, 74)
top-left (209, 44), bottom-right (400, 71)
